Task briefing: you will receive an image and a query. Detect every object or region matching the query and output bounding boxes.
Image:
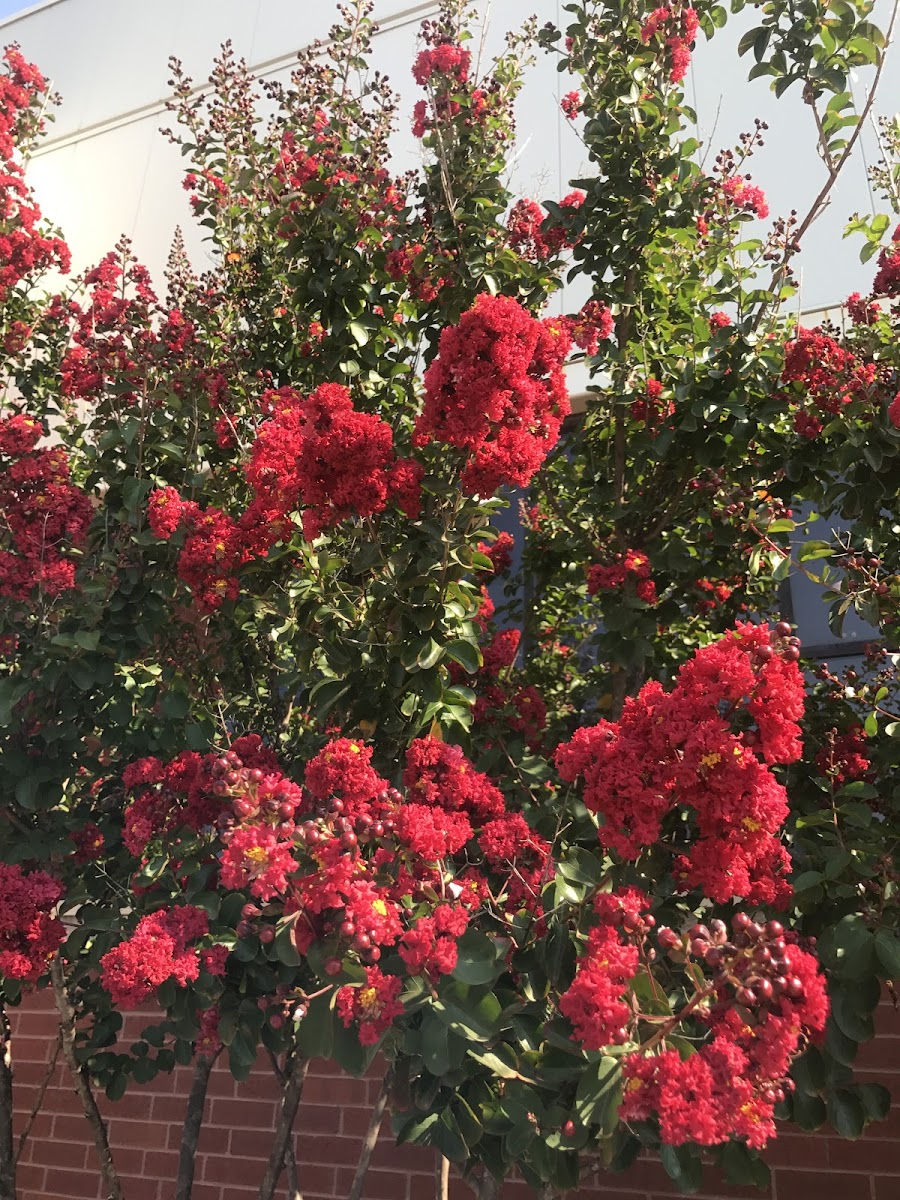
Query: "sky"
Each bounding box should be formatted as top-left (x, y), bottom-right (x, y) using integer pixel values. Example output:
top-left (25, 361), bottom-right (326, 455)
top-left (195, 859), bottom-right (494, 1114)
top-left (0, 0), bottom-right (34, 18)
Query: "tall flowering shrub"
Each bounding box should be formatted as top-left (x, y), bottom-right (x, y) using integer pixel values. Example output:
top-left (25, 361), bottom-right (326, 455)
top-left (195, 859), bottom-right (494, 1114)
top-left (0, 2), bottom-right (898, 1199)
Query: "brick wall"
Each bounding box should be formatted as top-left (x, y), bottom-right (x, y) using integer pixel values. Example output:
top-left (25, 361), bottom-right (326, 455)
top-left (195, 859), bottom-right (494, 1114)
top-left (8, 997), bottom-right (900, 1200)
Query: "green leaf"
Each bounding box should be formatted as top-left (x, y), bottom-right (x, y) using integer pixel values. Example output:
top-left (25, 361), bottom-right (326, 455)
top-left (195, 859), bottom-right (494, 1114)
top-left (452, 931), bottom-right (505, 986)
top-left (827, 1089), bottom-right (866, 1138)
top-left (443, 639), bottom-right (482, 674)
top-left (660, 1143), bottom-right (702, 1194)
top-left (874, 930), bottom-right (900, 979)
top-left (573, 1056), bottom-right (622, 1134)
top-left (421, 1012), bottom-right (451, 1076)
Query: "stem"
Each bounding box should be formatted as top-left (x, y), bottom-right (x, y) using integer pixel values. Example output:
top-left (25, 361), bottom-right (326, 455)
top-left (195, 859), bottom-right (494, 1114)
top-left (641, 982), bottom-right (717, 1054)
top-left (50, 955), bottom-right (123, 1200)
top-left (794, 0), bottom-right (900, 244)
top-left (436, 1155), bottom-right (450, 1200)
top-left (348, 1070), bottom-right (391, 1200)
top-left (175, 1049), bottom-right (220, 1200)
top-left (14, 1030), bottom-right (61, 1166)
top-left (257, 1050), bottom-right (308, 1200)
top-left (0, 1006), bottom-right (15, 1200)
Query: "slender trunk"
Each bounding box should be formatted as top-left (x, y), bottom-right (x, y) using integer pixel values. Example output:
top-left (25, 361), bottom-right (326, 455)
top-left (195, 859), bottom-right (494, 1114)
top-left (0, 1006), bottom-right (16, 1200)
top-left (15, 1030), bottom-right (61, 1166)
top-left (265, 1051), bottom-right (302, 1200)
top-left (475, 1171), bottom-right (499, 1200)
top-left (347, 1070), bottom-right (391, 1200)
top-left (436, 1155), bottom-right (449, 1200)
top-left (50, 955), bottom-right (123, 1200)
top-left (257, 1051), bottom-right (308, 1200)
top-left (175, 1049), bottom-right (219, 1200)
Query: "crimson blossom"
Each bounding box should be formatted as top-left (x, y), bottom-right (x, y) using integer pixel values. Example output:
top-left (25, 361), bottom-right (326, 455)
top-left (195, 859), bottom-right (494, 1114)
top-left (413, 293), bottom-right (572, 496)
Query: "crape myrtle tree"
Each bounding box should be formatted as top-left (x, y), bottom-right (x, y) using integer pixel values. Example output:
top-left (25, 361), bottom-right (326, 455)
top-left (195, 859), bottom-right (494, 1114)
top-left (0, 0), bottom-right (898, 1196)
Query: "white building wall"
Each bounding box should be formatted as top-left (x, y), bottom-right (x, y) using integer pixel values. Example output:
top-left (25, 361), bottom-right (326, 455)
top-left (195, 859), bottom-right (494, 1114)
top-left (0, 0), bottom-right (897, 307)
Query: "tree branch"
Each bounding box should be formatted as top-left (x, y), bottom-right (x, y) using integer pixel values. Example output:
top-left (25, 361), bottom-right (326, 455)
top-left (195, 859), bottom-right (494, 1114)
top-left (795, 0), bottom-right (900, 244)
top-left (50, 955), bottom-right (124, 1200)
top-left (265, 1049), bottom-right (302, 1200)
top-left (176, 1048), bottom-right (221, 1200)
top-left (436, 1154), bottom-right (450, 1200)
top-left (0, 1006), bottom-right (15, 1200)
top-left (348, 1069), bottom-right (391, 1200)
top-left (257, 1049), bottom-right (308, 1200)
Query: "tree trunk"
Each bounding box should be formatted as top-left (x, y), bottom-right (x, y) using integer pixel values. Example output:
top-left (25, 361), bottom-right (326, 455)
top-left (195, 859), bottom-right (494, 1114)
top-left (435, 1155), bottom-right (449, 1200)
top-left (257, 1050), bottom-right (308, 1200)
top-left (347, 1070), bottom-right (390, 1200)
top-left (50, 955), bottom-right (123, 1200)
top-left (0, 1006), bottom-right (16, 1200)
top-left (175, 1049), bottom-right (219, 1200)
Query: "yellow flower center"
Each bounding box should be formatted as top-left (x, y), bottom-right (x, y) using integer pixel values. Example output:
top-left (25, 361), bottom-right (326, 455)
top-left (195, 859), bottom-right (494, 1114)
top-left (372, 899), bottom-right (388, 916)
top-left (742, 817), bottom-right (761, 832)
top-left (700, 752), bottom-right (721, 769)
top-left (358, 987), bottom-right (380, 1014)
top-left (244, 846), bottom-right (269, 865)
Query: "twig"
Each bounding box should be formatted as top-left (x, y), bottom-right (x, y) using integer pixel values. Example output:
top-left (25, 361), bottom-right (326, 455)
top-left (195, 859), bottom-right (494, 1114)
top-left (0, 1007), bottom-right (15, 1200)
top-left (14, 1029), bottom-right (62, 1166)
top-left (348, 1069), bottom-right (391, 1200)
top-left (50, 955), bottom-right (124, 1200)
top-left (257, 1049), bottom-right (308, 1200)
top-left (794, 0), bottom-right (900, 243)
top-left (176, 1048), bottom-right (221, 1200)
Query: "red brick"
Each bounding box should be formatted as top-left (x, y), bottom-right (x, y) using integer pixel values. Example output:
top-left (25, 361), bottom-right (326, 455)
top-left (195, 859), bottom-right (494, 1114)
top-left (208, 1097), bottom-right (277, 1130)
top-left (829, 1137), bottom-right (900, 1173)
top-left (874, 1177), bottom-right (900, 1200)
top-left (42, 1168), bottom-right (102, 1199)
top-left (774, 1172), bottom-right (872, 1200)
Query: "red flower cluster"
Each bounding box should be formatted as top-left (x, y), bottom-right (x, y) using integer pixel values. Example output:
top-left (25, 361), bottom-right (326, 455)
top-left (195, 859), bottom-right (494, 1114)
top-left (872, 226), bottom-right (900, 296)
top-left (846, 291), bottom-right (880, 326)
top-left (556, 623), bottom-right (804, 904)
top-left (564, 299), bottom-right (615, 355)
top-left (588, 548), bottom-right (656, 604)
top-left (414, 294), bottom-right (571, 495)
top-left (0, 420), bottom-right (92, 600)
top-left (619, 916), bottom-right (828, 1148)
top-left (336, 965), bottom-right (404, 1045)
top-left (246, 383), bottom-right (420, 541)
top-left (508, 195), bottom-right (584, 261)
top-left (119, 731), bottom-right (538, 1046)
top-left (815, 725), bottom-right (871, 785)
top-left (100, 905), bottom-right (223, 1007)
top-left (477, 530), bottom-right (515, 578)
top-left (559, 888), bottom-right (649, 1049)
top-left (631, 378), bottom-right (674, 426)
top-left (720, 175), bottom-right (769, 219)
top-left (561, 90), bottom-right (582, 119)
top-left (640, 6), bottom-right (699, 83)
top-left (0, 48), bottom-right (70, 307)
top-left (0, 864), bottom-right (64, 982)
top-left (412, 45), bottom-right (471, 87)
top-left (782, 328), bottom-right (877, 436)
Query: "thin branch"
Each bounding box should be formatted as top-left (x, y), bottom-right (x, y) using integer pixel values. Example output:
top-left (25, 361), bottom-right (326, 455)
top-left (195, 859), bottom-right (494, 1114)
top-left (265, 1050), bottom-right (302, 1200)
top-left (795, 0), bottom-right (900, 244)
top-left (50, 955), bottom-right (124, 1200)
top-left (348, 1069), bottom-right (391, 1200)
top-left (0, 1007), bottom-right (15, 1200)
top-left (257, 1049), bottom-right (308, 1200)
top-left (176, 1048), bottom-right (221, 1200)
top-left (14, 1029), bottom-right (61, 1166)
top-left (436, 1155), bottom-right (450, 1200)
